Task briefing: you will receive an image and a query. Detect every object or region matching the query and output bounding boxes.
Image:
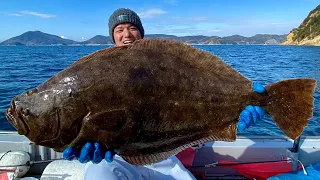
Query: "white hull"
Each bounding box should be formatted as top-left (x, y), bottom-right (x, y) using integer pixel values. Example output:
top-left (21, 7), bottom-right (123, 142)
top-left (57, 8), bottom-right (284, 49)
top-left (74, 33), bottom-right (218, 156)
top-left (1, 131), bottom-right (320, 179)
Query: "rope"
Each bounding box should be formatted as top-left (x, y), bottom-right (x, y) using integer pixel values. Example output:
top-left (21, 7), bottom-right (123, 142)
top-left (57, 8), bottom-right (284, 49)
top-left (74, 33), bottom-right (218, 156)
top-left (296, 159), bottom-right (308, 176)
top-left (0, 151), bottom-right (11, 162)
top-left (0, 158), bottom-right (65, 168)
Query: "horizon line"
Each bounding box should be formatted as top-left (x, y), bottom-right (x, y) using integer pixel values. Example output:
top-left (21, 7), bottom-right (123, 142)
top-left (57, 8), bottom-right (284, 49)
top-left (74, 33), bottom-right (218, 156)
top-left (0, 30), bottom-right (289, 43)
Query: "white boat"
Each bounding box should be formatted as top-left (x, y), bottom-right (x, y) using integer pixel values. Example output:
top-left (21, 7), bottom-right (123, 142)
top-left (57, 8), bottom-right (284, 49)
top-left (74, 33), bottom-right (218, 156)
top-left (1, 130), bottom-right (320, 179)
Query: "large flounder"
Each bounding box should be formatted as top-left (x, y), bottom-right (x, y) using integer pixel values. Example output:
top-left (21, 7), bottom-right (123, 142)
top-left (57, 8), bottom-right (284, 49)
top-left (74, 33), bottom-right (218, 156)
top-left (6, 39), bottom-right (316, 165)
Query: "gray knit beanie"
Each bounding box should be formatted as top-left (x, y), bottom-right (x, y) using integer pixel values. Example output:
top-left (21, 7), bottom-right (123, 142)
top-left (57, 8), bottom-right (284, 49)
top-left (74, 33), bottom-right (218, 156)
top-left (108, 8), bottom-right (144, 42)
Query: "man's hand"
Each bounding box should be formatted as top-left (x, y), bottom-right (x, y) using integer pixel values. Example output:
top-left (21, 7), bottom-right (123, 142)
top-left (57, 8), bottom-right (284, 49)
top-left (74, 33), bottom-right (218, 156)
top-left (237, 82), bottom-right (266, 132)
top-left (63, 142), bottom-right (115, 164)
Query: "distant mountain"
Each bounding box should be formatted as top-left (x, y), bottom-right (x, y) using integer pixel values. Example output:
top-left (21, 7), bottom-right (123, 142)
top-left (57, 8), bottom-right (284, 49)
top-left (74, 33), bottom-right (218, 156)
top-left (176, 35), bottom-right (219, 44)
top-left (0, 31), bottom-right (77, 46)
top-left (283, 4), bottom-right (320, 46)
top-left (145, 34), bottom-right (287, 45)
top-left (218, 35), bottom-right (247, 44)
top-left (80, 35), bottom-right (113, 45)
top-left (145, 34), bottom-right (177, 39)
top-left (0, 31), bottom-right (288, 46)
top-left (247, 34), bottom-right (287, 44)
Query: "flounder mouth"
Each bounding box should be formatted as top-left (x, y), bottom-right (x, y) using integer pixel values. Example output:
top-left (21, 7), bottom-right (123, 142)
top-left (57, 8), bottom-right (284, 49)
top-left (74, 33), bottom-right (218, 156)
top-left (6, 103), bottom-right (30, 136)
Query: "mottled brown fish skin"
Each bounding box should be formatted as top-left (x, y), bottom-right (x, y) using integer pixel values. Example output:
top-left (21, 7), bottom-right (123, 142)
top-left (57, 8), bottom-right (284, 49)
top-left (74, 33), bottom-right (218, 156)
top-left (6, 39), bottom-right (316, 165)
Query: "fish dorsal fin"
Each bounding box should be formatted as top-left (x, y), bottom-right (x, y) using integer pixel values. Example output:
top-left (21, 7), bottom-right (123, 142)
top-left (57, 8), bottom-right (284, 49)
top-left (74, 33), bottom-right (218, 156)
top-left (72, 45), bottom-right (128, 66)
top-left (122, 134), bottom-right (235, 165)
top-left (122, 123), bottom-right (236, 165)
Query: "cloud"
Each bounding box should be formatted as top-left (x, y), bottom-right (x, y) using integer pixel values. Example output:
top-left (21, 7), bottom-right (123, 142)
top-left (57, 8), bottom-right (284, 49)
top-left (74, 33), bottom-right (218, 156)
top-left (81, 37), bottom-right (86, 40)
top-left (60, 36), bottom-right (66, 39)
top-left (20, 11), bottom-right (56, 18)
top-left (138, 8), bottom-right (167, 19)
top-left (8, 13), bottom-right (23, 16)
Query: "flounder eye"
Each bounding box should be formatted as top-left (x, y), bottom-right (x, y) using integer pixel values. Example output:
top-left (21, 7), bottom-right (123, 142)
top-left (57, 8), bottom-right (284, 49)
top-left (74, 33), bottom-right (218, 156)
top-left (27, 88), bottom-right (38, 96)
top-left (23, 108), bottom-right (30, 116)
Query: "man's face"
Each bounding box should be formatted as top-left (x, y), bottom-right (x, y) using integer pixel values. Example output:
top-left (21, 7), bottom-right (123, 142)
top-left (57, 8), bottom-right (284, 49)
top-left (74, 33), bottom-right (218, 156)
top-left (113, 23), bottom-right (142, 47)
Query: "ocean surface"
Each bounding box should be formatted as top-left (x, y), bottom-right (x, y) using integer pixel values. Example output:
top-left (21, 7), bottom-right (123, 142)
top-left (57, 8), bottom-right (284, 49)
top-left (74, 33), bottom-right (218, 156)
top-left (0, 45), bottom-right (319, 137)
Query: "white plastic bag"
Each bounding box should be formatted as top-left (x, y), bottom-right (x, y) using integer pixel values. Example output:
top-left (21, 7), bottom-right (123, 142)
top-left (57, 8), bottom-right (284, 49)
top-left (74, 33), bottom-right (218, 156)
top-left (84, 155), bottom-right (196, 180)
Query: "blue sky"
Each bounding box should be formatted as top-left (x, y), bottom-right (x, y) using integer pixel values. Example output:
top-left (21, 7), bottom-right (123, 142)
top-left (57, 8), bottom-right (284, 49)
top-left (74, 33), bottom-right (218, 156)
top-left (0, 0), bottom-right (319, 42)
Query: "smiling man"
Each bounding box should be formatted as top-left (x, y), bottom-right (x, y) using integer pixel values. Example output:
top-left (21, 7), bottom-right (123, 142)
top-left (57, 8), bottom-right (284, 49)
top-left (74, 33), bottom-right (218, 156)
top-left (62, 8), bottom-right (267, 180)
top-left (108, 8), bottom-right (144, 46)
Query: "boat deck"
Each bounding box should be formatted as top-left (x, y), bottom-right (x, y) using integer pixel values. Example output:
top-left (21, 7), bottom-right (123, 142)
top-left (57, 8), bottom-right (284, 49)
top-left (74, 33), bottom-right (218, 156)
top-left (1, 131), bottom-right (320, 179)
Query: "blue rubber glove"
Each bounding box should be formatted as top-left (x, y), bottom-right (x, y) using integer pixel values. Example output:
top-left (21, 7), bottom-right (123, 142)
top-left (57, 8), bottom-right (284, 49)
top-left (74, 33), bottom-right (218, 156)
top-left (237, 82), bottom-right (266, 132)
top-left (63, 142), bottom-right (115, 164)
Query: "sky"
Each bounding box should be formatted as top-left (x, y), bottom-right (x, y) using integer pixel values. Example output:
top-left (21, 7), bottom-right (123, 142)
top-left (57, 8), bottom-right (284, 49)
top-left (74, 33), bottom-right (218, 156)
top-left (0, 0), bottom-right (319, 42)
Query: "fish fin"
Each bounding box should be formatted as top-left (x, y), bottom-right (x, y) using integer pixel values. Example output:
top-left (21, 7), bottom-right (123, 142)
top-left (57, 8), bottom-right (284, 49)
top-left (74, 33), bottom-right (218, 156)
top-left (122, 133), bottom-right (235, 165)
top-left (265, 78), bottom-right (316, 140)
top-left (71, 45), bottom-right (127, 66)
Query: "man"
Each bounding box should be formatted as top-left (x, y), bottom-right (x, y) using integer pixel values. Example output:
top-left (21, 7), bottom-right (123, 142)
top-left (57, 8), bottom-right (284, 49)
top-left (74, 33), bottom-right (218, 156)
top-left (63, 8), bottom-right (266, 179)
top-left (109, 8), bottom-right (144, 47)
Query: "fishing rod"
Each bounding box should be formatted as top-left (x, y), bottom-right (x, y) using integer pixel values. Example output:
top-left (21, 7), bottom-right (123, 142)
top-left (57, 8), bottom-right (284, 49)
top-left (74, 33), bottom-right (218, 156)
top-left (290, 135), bottom-right (301, 153)
top-left (287, 135), bottom-right (308, 175)
top-left (184, 158), bottom-right (292, 169)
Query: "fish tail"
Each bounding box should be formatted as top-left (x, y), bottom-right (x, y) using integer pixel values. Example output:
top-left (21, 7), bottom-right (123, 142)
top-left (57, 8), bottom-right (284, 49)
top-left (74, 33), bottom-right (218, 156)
top-left (263, 78), bottom-right (316, 140)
